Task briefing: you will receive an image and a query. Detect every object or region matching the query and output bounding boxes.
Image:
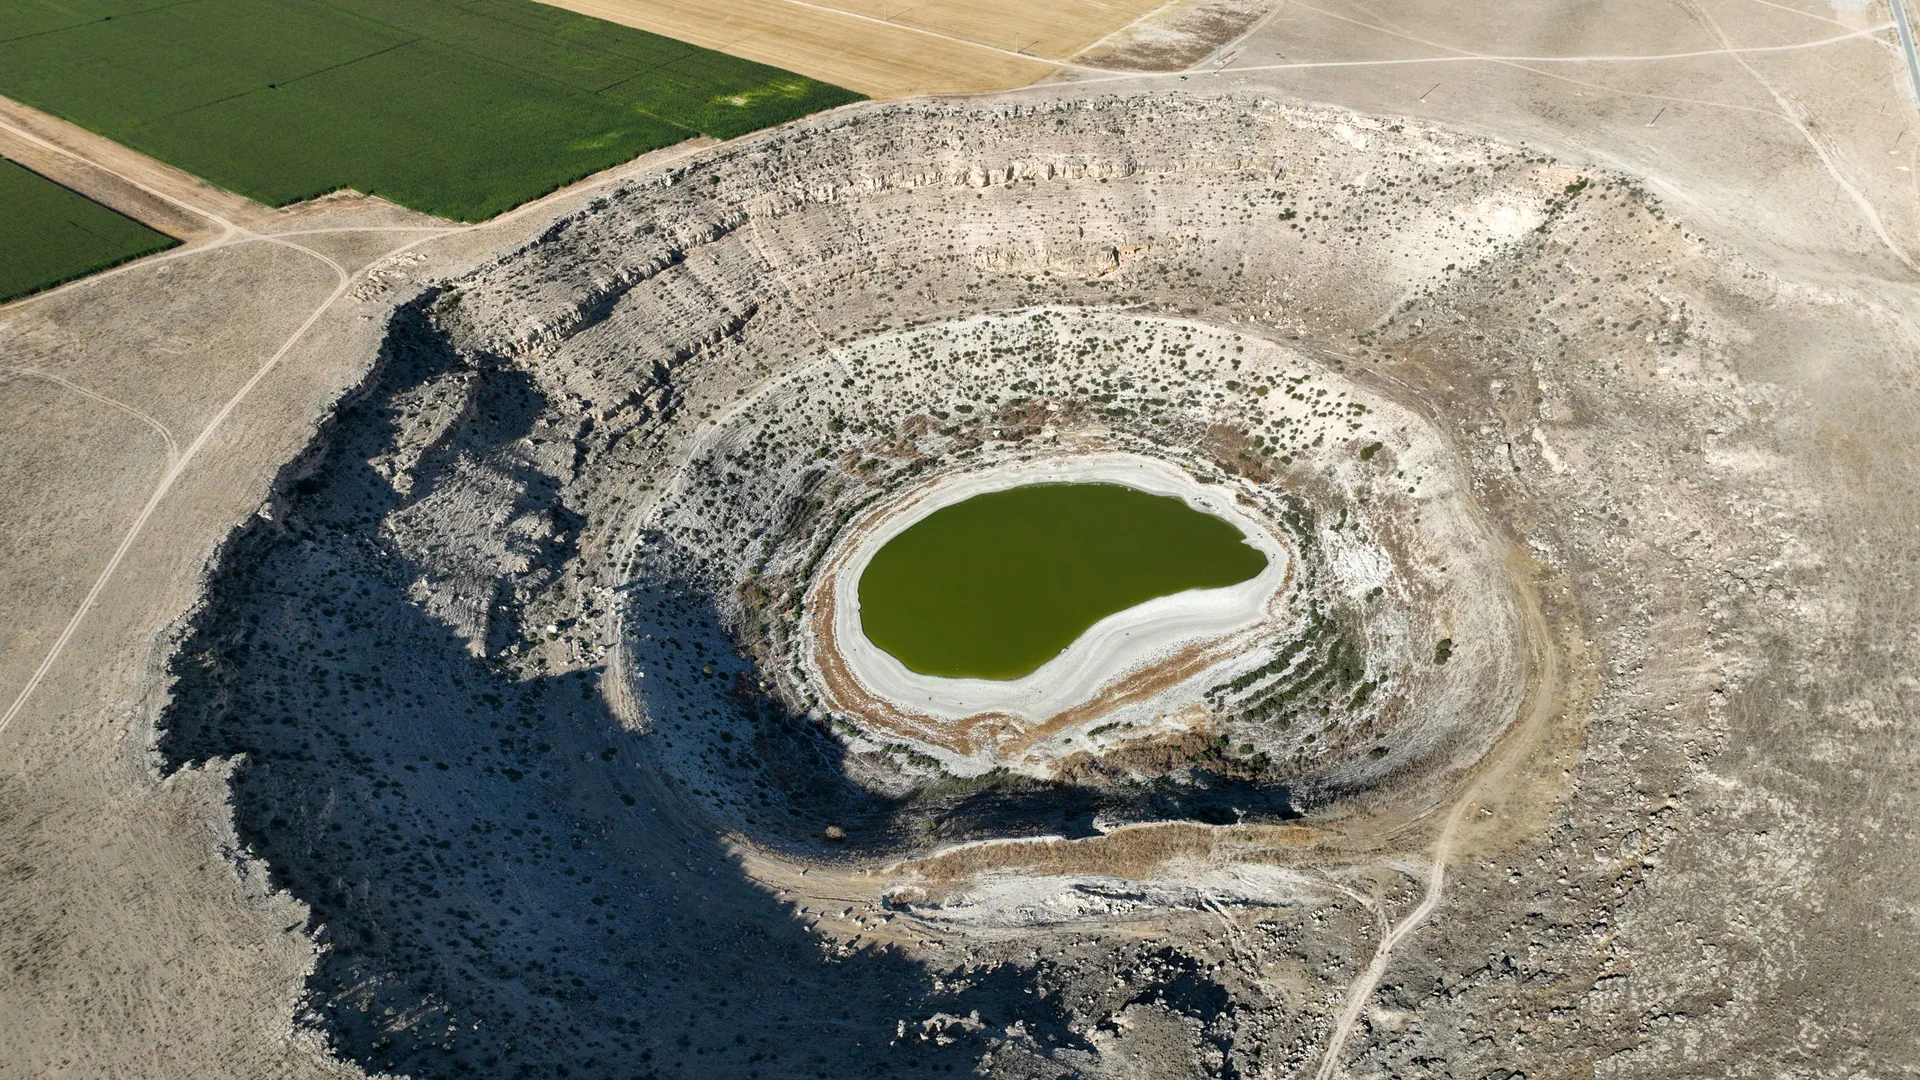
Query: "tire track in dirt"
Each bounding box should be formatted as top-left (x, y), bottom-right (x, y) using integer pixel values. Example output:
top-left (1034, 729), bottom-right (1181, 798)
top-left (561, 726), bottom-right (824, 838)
top-left (1313, 548), bottom-right (1566, 1080)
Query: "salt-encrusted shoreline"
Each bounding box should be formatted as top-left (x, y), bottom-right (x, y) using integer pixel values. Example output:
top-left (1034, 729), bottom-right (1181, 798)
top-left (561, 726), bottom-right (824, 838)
top-left (825, 453), bottom-right (1291, 722)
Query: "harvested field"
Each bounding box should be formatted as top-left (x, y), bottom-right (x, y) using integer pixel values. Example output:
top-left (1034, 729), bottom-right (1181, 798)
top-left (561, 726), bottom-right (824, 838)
top-left (817, 0), bottom-right (1177, 58)
top-left (536, 0), bottom-right (1058, 96)
top-left (0, 0), bottom-right (858, 220)
top-left (532, 0), bottom-right (1192, 95)
top-left (535, 0), bottom-right (1284, 95)
top-left (0, 157), bottom-right (175, 302)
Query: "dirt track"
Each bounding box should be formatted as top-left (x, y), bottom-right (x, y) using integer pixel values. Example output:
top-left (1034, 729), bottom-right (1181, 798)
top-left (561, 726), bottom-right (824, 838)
top-left (1314, 539), bottom-right (1568, 1078)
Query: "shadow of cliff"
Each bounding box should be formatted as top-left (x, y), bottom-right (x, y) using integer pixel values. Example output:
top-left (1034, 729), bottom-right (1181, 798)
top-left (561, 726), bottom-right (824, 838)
top-left (155, 293), bottom-right (1257, 1079)
top-left (156, 297), bottom-right (1091, 1079)
top-left (622, 565), bottom-right (1298, 853)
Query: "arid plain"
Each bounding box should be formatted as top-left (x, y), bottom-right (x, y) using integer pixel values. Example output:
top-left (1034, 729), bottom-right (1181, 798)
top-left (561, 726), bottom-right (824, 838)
top-left (3, 1), bottom-right (1918, 1078)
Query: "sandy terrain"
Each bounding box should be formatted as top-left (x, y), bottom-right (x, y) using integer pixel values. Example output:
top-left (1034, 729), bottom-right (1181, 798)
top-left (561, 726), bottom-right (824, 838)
top-left (0, 108), bottom-right (719, 1078)
top-left (2, 0), bottom-right (1918, 1078)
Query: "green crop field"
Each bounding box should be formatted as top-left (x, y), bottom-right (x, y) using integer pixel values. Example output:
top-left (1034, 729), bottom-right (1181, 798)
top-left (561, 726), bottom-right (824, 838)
top-left (0, 0), bottom-right (861, 221)
top-left (0, 158), bottom-right (177, 304)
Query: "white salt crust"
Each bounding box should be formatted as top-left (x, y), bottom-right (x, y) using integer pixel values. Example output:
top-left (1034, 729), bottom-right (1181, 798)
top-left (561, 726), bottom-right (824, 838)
top-left (827, 453), bottom-right (1290, 723)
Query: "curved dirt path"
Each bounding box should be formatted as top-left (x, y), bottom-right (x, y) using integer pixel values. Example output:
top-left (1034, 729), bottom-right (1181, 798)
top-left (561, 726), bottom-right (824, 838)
top-left (2, 366), bottom-right (182, 464)
top-left (1312, 550), bottom-right (1565, 1079)
top-left (0, 250), bottom-right (352, 740)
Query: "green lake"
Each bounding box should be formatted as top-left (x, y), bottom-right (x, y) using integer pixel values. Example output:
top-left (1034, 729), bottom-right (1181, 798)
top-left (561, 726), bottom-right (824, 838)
top-left (856, 482), bottom-right (1268, 680)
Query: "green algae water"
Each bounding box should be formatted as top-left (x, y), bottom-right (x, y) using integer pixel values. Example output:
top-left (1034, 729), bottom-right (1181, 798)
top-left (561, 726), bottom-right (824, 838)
top-left (856, 482), bottom-right (1268, 680)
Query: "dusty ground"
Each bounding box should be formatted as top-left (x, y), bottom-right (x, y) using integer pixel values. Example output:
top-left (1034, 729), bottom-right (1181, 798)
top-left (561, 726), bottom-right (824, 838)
top-left (0, 109), bottom-right (720, 1077)
top-left (2, 1), bottom-right (1918, 1078)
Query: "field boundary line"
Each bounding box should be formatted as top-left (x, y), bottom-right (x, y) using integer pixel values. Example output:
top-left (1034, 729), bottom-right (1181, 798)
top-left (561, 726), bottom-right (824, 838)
top-left (0, 112), bottom-right (239, 235)
top-left (760, 0), bottom-right (1146, 73)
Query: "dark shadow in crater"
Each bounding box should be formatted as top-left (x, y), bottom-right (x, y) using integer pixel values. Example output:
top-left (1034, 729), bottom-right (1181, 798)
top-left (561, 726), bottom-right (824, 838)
top-left (155, 294), bottom-right (1263, 1079)
top-left (895, 772), bottom-right (1298, 843)
top-left (1106, 773), bottom-right (1301, 828)
top-left (155, 296), bottom-right (1084, 1080)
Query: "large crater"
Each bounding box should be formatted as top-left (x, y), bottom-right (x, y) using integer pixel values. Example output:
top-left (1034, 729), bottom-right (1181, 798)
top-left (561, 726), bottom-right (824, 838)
top-left (145, 89), bottom-right (1813, 1079)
